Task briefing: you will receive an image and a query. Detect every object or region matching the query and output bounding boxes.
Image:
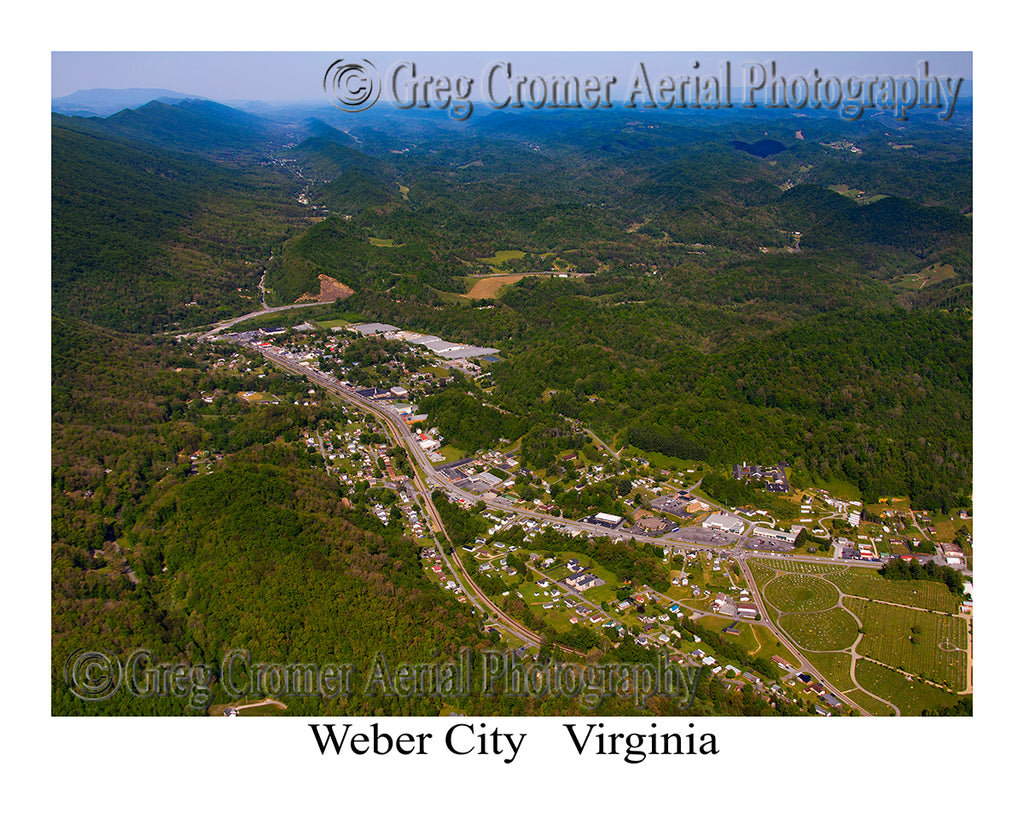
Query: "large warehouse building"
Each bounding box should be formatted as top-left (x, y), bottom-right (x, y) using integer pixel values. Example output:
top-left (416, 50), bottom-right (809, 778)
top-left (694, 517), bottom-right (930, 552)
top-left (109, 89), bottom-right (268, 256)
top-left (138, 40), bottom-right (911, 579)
top-left (702, 512), bottom-right (744, 533)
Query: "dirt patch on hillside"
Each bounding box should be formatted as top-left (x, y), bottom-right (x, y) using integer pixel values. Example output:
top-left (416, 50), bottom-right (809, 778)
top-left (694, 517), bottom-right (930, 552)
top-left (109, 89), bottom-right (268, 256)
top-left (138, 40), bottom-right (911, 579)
top-left (463, 271), bottom-right (589, 299)
top-left (297, 274), bottom-right (355, 303)
top-left (464, 274), bottom-right (526, 299)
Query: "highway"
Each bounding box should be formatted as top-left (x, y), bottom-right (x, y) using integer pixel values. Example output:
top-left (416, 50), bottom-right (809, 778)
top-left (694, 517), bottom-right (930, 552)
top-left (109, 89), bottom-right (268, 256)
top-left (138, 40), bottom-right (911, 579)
top-left (218, 337), bottom-right (957, 715)
top-left (258, 349), bottom-right (545, 649)
top-left (198, 301), bottom-right (325, 340)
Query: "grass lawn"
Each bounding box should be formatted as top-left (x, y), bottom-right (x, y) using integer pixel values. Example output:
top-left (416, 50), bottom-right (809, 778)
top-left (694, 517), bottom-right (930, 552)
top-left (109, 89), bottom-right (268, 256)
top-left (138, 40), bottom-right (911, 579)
top-left (778, 608), bottom-right (860, 652)
top-left (757, 634), bottom-right (802, 670)
top-left (692, 616), bottom-right (773, 659)
top-left (929, 514), bottom-right (973, 543)
top-left (749, 557), bottom-right (845, 576)
top-left (531, 603), bottom-right (584, 632)
top-left (809, 478), bottom-right (862, 500)
top-left (763, 573), bottom-right (840, 612)
top-left (620, 446), bottom-right (708, 477)
top-left (829, 570), bottom-right (960, 614)
top-left (854, 661), bottom-right (960, 716)
top-left (659, 585), bottom-right (698, 604)
top-left (895, 262), bottom-right (957, 291)
top-left (693, 614), bottom-right (734, 630)
top-left (747, 559), bottom-right (779, 588)
top-left (845, 599), bottom-right (968, 689)
top-left (418, 365), bottom-right (452, 379)
top-left (477, 249), bottom-right (526, 268)
top-left (844, 687), bottom-right (897, 716)
top-left (804, 650), bottom-right (856, 692)
top-left (437, 444), bottom-right (468, 463)
top-left (301, 311), bottom-right (365, 330)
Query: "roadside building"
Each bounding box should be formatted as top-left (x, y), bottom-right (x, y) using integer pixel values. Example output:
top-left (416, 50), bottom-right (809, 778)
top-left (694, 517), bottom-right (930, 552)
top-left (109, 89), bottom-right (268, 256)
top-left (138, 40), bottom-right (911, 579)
top-left (737, 601), bottom-right (759, 619)
top-left (703, 512), bottom-right (744, 533)
top-left (942, 542), bottom-right (965, 565)
top-left (752, 525), bottom-right (797, 543)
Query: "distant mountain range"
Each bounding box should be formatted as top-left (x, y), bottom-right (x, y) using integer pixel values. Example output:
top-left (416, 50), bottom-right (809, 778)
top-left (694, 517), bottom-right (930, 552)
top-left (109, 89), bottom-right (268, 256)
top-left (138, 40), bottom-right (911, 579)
top-left (51, 87), bottom-right (207, 117)
top-left (52, 97), bottom-right (278, 158)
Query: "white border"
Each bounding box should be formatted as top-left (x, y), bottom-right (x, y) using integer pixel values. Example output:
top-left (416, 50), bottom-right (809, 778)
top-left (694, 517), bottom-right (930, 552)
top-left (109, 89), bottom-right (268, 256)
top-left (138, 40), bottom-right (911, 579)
top-left (24, 2), bottom-right (1011, 815)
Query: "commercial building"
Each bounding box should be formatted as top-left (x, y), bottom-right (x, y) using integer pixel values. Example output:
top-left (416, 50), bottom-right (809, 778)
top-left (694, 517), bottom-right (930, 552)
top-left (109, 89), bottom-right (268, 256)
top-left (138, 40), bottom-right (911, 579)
top-left (752, 525), bottom-right (797, 543)
top-left (350, 322), bottom-right (399, 336)
top-left (703, 512), bottom-right (744, 533)
top-left (586, 512), bottom-right (623, 528)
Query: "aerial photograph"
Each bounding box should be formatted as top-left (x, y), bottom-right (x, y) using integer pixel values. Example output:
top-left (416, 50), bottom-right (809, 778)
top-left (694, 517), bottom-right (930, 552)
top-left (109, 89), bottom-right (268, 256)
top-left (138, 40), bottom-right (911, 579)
top-left (51, 50), bottom-right (975, 728)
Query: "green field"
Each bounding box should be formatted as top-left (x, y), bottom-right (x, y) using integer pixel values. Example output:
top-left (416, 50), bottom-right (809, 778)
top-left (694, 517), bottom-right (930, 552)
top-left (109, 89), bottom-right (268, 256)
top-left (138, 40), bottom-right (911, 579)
top-left (418, 365), bottom-right (452, 379)
top-left (778, 608), bottom-right (859, 652)
top-left (619, 445), bottom-right (709, 477)
top-left (804, 650), bottom-right (855, 692)
top-left (749, 558), bottom-right (845, 576)
top-left (809, 478), bottom-right (862, 500)
top-left (477, 249), bottom-right (526, 268)
top-left (854, 660), bottom-right (960, 716)
top-left (747, 560), bottom-right (780, 587)
top-left (763, 573), bottom-right (840, 612)
top-left (846, 599), bottom-right (967, 689)
top-left (436, 444), bottom-right (467, 463)
top-left (751, 552), bottom-right (970, 714)
top-left (315, 314), bottom-right (366, 330)
top-left (830, 571), bottom-right (960, 614)
top-left (844, 687), bottom-right (897, 716)
top-left (707, 617), bottom-right (783, 662)
top-left (895, 263), bottom-right (957, 291)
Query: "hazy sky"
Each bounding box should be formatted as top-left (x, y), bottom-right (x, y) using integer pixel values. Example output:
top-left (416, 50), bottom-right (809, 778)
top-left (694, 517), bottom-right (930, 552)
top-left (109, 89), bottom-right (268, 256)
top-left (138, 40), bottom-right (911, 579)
top-left (51, 51), bottom-right (972, 103)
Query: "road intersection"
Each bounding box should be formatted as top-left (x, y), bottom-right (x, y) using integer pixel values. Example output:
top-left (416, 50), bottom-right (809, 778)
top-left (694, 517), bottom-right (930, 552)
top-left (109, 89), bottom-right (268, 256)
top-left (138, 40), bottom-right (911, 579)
top-left (206, 329), bottom-right (965, 715)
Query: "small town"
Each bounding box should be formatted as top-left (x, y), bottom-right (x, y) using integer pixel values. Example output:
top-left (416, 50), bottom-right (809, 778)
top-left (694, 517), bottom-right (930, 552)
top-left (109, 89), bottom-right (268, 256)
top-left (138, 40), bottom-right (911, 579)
top-left (185, 314), bottom-right (975, 719)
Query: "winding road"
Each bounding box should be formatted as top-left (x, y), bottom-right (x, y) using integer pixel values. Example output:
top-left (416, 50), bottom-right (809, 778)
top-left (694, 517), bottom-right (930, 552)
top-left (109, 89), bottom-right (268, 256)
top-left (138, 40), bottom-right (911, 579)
top-left (205, 326), bottom-right (970, 714)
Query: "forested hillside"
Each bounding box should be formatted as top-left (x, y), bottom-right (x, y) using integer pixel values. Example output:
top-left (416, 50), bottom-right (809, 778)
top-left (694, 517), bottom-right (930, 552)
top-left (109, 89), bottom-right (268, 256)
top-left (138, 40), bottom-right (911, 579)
top-left (52, 117), bottom-right (308, 332)
top-left (259, 108), bottom-right (971, 508)
top-left (52, 318), bottom-right (486, 715)
top-left (52, 97), bottom-right (972, 716)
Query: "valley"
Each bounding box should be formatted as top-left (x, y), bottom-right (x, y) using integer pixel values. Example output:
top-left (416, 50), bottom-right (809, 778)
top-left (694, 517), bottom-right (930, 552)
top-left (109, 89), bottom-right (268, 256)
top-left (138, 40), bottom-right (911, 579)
top-left (51, 86), bottom-right (972, 718)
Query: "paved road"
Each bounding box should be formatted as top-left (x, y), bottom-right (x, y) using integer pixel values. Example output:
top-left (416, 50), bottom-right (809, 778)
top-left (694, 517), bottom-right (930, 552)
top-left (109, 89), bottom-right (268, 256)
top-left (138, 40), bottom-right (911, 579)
top-left (261, 350), bottom-right (544, 648)
top-left (583, 427), bottom-right (621, 461)
top-left (737, 556), bottom-right (871, 716)
top-left (219, 337), bottom-right (968, 712)
top-left (198, 301), bottom-right (326, 340)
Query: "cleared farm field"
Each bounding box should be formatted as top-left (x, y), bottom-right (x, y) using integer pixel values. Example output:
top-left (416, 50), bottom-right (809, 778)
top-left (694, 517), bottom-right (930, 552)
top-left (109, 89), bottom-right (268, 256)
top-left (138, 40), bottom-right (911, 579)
top-left (463, 274), bottom-right (527, 299)
top-left (855, 660), bottom-right (960, 716)
top-left (779, 608), bottom-right (859, 652)
top-left (846, 598), bottom-right (968, 690)
top-left (831, 570), bottom-right (960, 613)
top-left (763, 573), bottom-right (840, 612)
top-left (477, 249), bottom-right (526, 267)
